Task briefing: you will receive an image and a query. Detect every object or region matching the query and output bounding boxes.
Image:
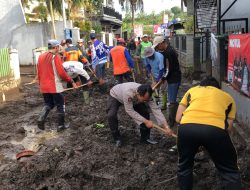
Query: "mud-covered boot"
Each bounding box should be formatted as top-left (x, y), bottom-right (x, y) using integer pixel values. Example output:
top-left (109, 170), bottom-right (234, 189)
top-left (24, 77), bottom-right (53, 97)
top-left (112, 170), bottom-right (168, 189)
top-left (168, 103), bottom-right (178, 128)
top-left (57, 113), bottom-right (70, 132)
top-left (111, 131), bottom-right (122, 147)
top-left (37, 106), bottom-right (50, 130)
top-left (161, 94), bottom-right (167, 110)
top-left (140, 125), bottom-right (157, 145)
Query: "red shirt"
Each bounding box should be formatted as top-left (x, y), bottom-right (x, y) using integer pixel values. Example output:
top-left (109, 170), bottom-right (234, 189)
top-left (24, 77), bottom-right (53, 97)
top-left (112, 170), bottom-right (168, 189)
top-left (37, 52), bottom-right (71, 93)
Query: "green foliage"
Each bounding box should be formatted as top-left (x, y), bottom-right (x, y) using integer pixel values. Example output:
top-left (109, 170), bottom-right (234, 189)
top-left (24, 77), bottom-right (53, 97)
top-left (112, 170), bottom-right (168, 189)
top-left (171, 6), bottom-right (182, 16)
top-left (32, 3), bottom-right (48, 22)
top-left (183, 14), bottom-right (194, 33)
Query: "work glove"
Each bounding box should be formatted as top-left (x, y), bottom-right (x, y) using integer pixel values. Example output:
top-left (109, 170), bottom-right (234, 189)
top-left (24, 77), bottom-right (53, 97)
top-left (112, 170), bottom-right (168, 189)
top-left (161, 68), bottom-right (169, 81)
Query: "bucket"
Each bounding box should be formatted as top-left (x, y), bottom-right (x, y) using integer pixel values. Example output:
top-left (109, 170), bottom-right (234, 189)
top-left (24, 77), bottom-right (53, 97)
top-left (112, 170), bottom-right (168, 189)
top-left (83, 91), bottom-right (90, 104)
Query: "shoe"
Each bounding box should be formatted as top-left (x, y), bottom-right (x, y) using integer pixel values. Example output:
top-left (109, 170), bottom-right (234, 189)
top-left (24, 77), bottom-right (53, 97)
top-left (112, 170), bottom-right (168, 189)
top-left (169, 145), bottom-right (177, 152)
top-left (141, 139), bottom-right (158, 145)
top-left (57, 123), bottom-right (70, 132)
top-left (115, 139), bottom-right (122, 147)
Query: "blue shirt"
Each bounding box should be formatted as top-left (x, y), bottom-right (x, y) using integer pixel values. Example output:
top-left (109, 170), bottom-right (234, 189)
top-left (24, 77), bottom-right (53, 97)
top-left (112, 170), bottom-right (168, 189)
top-left (91, 39), bottom-right (110, 69)
top-left (145, 52), bottom-right (164, 82)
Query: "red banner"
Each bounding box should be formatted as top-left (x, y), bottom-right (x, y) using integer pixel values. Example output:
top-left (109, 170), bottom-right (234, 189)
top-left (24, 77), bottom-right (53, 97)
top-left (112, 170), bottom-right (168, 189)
top-left (228, 34), bottom-right (250, 97)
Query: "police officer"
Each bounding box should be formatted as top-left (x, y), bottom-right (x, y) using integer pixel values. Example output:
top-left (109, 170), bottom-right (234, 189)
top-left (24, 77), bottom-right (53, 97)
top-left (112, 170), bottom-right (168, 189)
top-left (107, 82), bottom-right (173, 147)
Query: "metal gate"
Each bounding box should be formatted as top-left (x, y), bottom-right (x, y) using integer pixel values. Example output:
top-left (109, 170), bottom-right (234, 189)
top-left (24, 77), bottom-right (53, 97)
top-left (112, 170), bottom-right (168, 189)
top-left (0, 48), bottom-right (11, 79)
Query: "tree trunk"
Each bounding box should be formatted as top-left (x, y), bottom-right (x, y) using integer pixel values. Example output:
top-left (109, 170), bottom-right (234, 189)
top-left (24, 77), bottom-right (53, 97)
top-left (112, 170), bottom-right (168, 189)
top-left (49, 0), bottom-right (57, 39)
top-left (181, 0), bottom-right (184, 12)
top-left (131, 4), bottom-right (135, 38)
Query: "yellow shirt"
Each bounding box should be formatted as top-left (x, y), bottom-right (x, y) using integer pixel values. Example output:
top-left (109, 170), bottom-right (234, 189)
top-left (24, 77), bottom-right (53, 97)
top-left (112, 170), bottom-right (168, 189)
top-left (180, 86), bottom-right (236, 129)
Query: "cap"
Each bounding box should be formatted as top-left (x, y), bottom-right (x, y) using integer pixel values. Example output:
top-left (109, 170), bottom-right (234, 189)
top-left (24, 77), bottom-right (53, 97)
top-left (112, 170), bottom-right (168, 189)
top-left (77, 39), bottom-right (84, 43)
top-left (48, 39), bottom-right (60, 48)
top-left (152, 36), bottom-right (165, 49)
top-left (117, 38), bottom-right (125, 44)
top-left (144, 47), bottom-right (155, 58)
top-left (142, 34), bottom-right (148, 38)
top-left (90, 33), bottom-right (96, 39)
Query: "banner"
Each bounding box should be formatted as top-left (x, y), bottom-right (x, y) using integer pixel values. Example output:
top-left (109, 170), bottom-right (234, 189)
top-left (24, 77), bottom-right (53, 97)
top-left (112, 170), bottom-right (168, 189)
top-left (228, 34), bottom-right (250, 97)
top-left (196, 0), bottom-right (217, 29)
top-left (134, 24), bottom-right (143, 37)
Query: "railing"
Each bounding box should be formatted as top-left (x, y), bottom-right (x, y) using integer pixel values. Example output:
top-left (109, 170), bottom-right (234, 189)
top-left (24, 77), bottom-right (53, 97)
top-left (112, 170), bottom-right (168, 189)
top-left (103, 6), bottom-right (122, 21)
top-left (0, 48), bottom-right (11, 79)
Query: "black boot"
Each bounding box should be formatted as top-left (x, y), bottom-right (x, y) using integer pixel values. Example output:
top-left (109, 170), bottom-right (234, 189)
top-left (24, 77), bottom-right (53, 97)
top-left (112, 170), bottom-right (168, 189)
top-left (140, 125), bottom-right (157, 145)
top-left (57, 113), bottom-right (69, 132)
top-left (37, 106), bottom-right (50, 130)
top-left (168, 103), bottom-right (178, 128)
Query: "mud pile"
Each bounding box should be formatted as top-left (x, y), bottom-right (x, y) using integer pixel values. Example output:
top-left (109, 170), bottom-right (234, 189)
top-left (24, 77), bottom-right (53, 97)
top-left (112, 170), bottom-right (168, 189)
top-left (0, 72), bottom-right (249, 190)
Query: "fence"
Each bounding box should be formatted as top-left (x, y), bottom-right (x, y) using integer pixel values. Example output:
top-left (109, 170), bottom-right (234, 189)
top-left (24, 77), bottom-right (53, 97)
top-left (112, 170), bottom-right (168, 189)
top-left (0, 48), bottom-right (11, 79)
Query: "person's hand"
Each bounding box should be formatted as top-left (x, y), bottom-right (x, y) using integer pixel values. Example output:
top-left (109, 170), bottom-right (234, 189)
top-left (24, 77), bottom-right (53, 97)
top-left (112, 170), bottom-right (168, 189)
top-left (72, 82), bottom-right (78, 89)
top-left (87, 80), bottom-right (93, 87)
top-left (163, 125), bottom-right (175, 137)
top-left (144, 119), bottom-right (153, 128)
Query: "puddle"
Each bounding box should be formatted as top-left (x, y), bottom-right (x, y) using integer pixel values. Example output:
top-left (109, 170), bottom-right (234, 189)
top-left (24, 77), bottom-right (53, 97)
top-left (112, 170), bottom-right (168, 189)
top-left (11, 125), bottom-right (59, 152)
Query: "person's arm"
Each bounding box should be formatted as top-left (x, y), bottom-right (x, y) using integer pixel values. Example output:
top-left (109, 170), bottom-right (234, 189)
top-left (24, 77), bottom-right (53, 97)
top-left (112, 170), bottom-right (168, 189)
top-left (176, 90), bottom-right (190, 123)
top-left (227, 98), bottom-right (237, 131)
top-left (176, 104), bottom-right (187, 123)
top-left (124, 48), bottom-right (134, 68)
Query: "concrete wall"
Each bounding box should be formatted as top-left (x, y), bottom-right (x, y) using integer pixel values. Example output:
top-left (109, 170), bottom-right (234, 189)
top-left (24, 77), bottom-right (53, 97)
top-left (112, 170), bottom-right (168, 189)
top-left (171, 34), bottom-right (194, 72)
top-left (0, 0), bottom-right (26, 49)
top-left (10, 21), bottom-right (78, 65)
top-left (221, 0), bottom-right (250, 33)
top-left (222, 82), bottom-right (250, 128)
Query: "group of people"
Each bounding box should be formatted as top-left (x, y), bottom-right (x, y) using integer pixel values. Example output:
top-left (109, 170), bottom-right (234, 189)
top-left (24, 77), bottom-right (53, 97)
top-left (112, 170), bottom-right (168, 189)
top-left (35, 32), bottom-right (242, 189)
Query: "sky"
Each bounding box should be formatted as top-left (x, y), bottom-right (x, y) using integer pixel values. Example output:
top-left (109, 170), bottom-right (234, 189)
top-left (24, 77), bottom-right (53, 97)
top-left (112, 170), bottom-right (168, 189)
top-left (113, 0), bottom-right (183, 15)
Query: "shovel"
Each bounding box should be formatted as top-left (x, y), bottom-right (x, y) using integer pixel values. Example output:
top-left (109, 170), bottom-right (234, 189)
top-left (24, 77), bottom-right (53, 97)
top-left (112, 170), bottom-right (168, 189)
top-left (153, 123), bottom-right (177, 138)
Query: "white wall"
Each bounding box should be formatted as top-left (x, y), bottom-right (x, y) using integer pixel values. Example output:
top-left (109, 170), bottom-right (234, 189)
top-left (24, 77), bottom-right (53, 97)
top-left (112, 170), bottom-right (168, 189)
top-left (221, 0), bottom-right (250, 33)
top-left (0, 0), bottom-right (26, 48)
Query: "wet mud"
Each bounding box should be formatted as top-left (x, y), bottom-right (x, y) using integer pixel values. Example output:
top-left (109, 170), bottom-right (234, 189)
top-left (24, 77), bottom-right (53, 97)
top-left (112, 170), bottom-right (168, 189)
top-left (0, 68), bottom-right (249, 190)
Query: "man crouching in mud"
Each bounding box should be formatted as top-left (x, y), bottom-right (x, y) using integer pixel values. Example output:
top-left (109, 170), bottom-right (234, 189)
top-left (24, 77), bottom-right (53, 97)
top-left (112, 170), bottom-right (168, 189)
top-left (107, 82), bottom-right (173, 147)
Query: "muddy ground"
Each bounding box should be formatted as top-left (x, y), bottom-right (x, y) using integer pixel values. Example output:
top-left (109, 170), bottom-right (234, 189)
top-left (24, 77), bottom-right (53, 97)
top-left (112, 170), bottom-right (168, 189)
top-left (0, 67), bottom-right (250, 190)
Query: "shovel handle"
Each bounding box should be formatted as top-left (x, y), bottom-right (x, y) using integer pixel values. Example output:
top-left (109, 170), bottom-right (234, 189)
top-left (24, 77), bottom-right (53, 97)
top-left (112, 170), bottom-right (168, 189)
top-left (153, 124), bottom-right (177, 138)
top-left (152, 80), bottom-right (162, 91)
top-left (64, 83), bottom-right (88, 92)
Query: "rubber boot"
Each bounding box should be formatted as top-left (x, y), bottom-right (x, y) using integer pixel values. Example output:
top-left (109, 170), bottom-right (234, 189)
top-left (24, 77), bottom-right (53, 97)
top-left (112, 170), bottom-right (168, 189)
top-left (168, 103), bottom-right (178, 128)
top-left (140, 125), bottom-right (157, 145)
top-left (161, 94), bottom-right (167, 110)
top-left (37, 106), bottom-right (50, 130)
top-left (112, 131), bottom-right (122, 147)
top-left (57, 113), bottom-right (69, 132)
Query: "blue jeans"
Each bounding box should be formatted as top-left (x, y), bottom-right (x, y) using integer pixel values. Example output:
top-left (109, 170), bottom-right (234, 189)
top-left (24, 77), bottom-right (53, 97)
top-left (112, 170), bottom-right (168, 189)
top-left (95, 63), bottom-right (106, 79)
top-left (43, 93), bottom-right (65, 114)
top-left (168, 82), bottom-right (180, 103)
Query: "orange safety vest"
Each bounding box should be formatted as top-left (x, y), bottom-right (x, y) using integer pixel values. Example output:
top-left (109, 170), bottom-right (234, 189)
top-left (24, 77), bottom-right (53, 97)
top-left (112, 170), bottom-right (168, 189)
top-left (110, 46), bottom-right (130, 75)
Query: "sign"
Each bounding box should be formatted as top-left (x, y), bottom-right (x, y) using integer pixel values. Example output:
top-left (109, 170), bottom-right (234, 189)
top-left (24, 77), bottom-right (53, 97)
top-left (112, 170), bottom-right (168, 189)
top-left (227, 34), bottom-right (250, 97)
top-left (64, 28), bottom-right (72, 39)
top-left (196, 0), bottom-right (217, 29)
top-left (162, 14), bottom-right (169, 24)
top-left (153, 25), bottom-right (162, 34)
top-left (134, 24), bottom-right (143, 37)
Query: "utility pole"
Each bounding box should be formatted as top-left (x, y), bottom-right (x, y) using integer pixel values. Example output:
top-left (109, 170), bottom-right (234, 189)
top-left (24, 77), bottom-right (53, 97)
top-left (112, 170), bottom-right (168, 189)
top-left (62, 0), bottom-right (67, 29)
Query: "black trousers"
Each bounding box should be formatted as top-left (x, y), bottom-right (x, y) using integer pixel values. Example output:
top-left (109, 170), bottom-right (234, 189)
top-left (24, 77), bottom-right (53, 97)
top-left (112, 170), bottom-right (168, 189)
top-left (114, 72), bottom-right (133, 84)
top-left (177, 123), bottom-right (242, 190)
top-left (43, 93), bottom-right (65, 114)
top-left (107, 95), bottom-right (150, 141)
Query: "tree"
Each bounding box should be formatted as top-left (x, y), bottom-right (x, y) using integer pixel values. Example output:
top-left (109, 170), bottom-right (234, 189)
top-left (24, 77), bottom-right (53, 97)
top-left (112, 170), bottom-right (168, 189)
top-left (171, 6), bottom-right (182, 17)
top-left (32, 3), bottom-right (48, 22)
top-left (119, 0), bottom-right (144, 35)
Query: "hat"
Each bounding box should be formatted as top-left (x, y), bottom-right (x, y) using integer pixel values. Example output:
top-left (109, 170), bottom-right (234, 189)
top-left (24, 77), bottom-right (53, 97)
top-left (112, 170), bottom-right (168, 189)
top-left (144, 47), bottom-right (155, 58)
top-left (48, 39), bottom-right (60, 48)
top-left (77, 39), bottom-right (84, 43)
top-left (90, 33), bottom-right (96, 39)
top-left (142, 34), bottom-right (148, 38)
top-left (152, 36), bottom-right (165, 49)
top-left (117, 38), bottom-right (125, 44)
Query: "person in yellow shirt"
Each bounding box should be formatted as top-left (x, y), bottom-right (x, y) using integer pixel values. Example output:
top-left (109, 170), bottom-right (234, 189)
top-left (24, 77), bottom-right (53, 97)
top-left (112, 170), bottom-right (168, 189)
top-left (176, 76), bottom-right (242, 190)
